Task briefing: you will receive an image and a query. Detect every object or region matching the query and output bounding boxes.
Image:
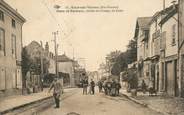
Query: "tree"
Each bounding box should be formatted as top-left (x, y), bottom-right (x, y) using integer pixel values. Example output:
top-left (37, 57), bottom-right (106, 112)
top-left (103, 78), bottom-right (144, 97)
top-left (22, 47), bottom-right (31, 77)
top-left (22, 47), bottom-right (31, 88)
top-left (110, 38), bottom-right (137, 76)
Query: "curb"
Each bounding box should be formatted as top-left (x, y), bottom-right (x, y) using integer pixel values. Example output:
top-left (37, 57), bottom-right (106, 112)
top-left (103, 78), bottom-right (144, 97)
top-left (120, 93), bottom-right (147, 107)
top-left (121, 93), bottom-right (170, 115)
top-left (0, 88), bottom-right (78, 115)
top-left (0, 95), bottom-right (53, 115)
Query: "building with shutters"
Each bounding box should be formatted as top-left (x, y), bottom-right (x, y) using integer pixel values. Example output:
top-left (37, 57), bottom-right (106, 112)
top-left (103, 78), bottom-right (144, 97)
top-left (135, 4), bottom-right (180, 97)
top-left (0, 0), bottom-right (26, 97)
top-left (159, 5), bottom-right (178, 96)
top-left (135, 17), bottom-right (152, 87)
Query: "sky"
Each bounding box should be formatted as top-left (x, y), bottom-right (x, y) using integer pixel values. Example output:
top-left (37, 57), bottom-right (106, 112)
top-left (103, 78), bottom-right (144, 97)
top-left (5, 0), bottom-right (174, 71)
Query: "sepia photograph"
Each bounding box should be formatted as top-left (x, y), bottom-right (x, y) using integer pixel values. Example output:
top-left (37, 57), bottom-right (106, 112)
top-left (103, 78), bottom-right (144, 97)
top-left (0, 0), bottom-right (184, 115)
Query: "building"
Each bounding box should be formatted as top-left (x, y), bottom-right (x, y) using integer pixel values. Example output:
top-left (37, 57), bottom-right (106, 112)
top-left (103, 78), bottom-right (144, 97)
top-left (0, 0), bottom-right (26, 97)
top-left (135, 17), bottom-right (152, 86)
top-left (178, 0), bottom-right (184, 97)
top-left (57, 54), bottom-right (75, 87)
top-left (74, 68), bottom-right (86, 87)
top-left (88, 71), bottom-right (99, 83)
top-left (159, 5), bottom-right (178, 96)
top-left (135, 4), bottom-right (180, 97)
top-left (44, 42), bottom-right (55, 75)
top-left (148, 11), bottom-right (163, 92)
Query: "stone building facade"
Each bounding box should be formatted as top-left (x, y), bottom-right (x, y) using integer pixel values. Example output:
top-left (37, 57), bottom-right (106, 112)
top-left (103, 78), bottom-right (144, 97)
top-left (0, 0), bottom-right (25, 97)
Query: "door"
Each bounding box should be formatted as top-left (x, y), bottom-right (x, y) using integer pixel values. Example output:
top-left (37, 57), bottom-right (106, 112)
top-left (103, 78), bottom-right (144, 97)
top-left (16, 69), bottom-right (22, 89)
top-left (166, 61), bottom-right (175, 96)
top-left (12, 70), bottom-right (16, 88)
top-left (0, 68), bottom-right (5, 90)
top-left (174, 60), bottom-right (179, 97)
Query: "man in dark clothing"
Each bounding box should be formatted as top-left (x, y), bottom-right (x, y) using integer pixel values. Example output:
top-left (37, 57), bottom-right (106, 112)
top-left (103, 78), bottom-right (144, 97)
top-left (82, 78), bottom-right (88, 95)
top-left (90, 79), bottom-right (95, 95)
top-left (115, 82), bottom-right (121, 96)
top-left (141, 80), bottom-right (147, 94)
top-left (98, 81), bottom-right (103, 93)
top-left (111, 80), bottom-right (116, 96)
top-left (49, 77), bottom-right (62, 108)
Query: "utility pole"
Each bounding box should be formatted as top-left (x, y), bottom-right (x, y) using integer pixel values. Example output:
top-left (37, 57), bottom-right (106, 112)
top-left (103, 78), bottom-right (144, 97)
top-left (163, 0), bottom-right (166, 10)
top-left (53, 31), bottom-right (59, 77)
top-left (40, 41), bottom-right (44, 91)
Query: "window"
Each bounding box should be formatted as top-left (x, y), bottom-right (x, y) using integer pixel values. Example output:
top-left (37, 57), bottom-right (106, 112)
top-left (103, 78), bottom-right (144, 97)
top-left (11, 34), bottom-right (16, 58)
top-left (12, 19), bottom-right (16, 28)
top-left (0, 28), bottom-right (5, 56)
top-left (161, 31), bottom-right (166, 50)
top-left (0, 10), bottom-right (4, 21)
top-left (171, 24), bottom-right (176, 45)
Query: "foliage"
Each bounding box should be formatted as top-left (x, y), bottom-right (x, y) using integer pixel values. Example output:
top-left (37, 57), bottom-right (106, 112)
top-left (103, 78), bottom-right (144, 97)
top-left (110, 38), bottom-right (137, 76)
top-left (22, 47), bottom-right (31, 77)
top-left (22, 47), bottom-right (50, 76)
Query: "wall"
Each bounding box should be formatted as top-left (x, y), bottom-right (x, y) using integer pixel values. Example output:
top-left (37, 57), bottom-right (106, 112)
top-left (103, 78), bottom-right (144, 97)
top-left (0, 3), bottom-right (24, 97)
top-left (48, 58), bottom-right (55, 74)
top-left (58, 61), bottom-right (75, 87)
top-left (162, 14), bottom-right (178, 57)
top-left (179, 0), bottom-right (184, 97)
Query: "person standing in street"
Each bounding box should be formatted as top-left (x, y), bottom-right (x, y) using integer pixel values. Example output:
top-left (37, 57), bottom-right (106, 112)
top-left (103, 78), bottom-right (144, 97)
top-left (98, 80), bottom-right (103, 93)
top-left (141, 80), bottom-right (147, 94)
top-left (90, 79), bottom-right (95, 95)
top-left (111, 80), bottom-right (116, 96)
top-left (49, 77), bottom-right (62, 108)
top-left (82, 77), bottom-right (88, 95)
top-left (115, 81), bottom-right (121, 96)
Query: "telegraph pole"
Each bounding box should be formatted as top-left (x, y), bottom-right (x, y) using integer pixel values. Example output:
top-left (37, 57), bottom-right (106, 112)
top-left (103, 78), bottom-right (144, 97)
top-left (53, 31), bottom-right (59, 77)
top-left (40, 41), bottom-right (44, 91)
top-left (163, 0), bottom-right (166, 10)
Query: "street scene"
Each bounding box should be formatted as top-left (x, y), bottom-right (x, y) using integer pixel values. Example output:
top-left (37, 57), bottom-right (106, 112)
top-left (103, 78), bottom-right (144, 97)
top-left (1, 0), bottom-right (184, 115)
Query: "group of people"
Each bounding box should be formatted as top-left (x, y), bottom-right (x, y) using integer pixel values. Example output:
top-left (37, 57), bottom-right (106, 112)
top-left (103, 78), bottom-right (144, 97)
top-left (82, 78), bottom-right (96, 95)
top-left (98, 79), bottom-right (121, 97)
top-left (141, 79), bottom-right (157, 96)
top-left (48, 77), bottom-right (122, 109)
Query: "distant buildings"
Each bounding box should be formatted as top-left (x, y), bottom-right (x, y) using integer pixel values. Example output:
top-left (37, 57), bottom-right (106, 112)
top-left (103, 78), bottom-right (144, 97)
top-left (88, 71), bottom-right (99, 83)
top-left (98, 63), bottom-right (109, 79)
top-left (0, 0), bottom-right (26, 97)
top-left (57, 54), bottom-right (75, 87)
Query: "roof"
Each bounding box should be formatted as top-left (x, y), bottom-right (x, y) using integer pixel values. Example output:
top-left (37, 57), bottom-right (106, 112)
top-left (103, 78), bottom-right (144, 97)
top-left (134, 17), bottom-right (152, 38)
top-left (137, 17), bottom-right (152, 29)
top-left (159, 5), bottom-right (178, 25)
top-left (57, 54), bottom-right (73, 62)
top-left (0, 0), bottom-right (26, 23)
top-left (150, 4), bottom-right (178, 25)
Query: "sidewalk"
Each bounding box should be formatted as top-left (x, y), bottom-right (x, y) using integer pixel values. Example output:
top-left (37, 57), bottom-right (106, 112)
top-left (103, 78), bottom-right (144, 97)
top-left (121, 89), bottom-right (184, 115)
top-left (0, 88), bottom-right (76, 114)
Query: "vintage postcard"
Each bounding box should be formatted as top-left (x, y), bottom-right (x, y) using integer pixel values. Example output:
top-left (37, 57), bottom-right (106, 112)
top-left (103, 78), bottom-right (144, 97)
top-left (0, 0), bottom-right (184, 115)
